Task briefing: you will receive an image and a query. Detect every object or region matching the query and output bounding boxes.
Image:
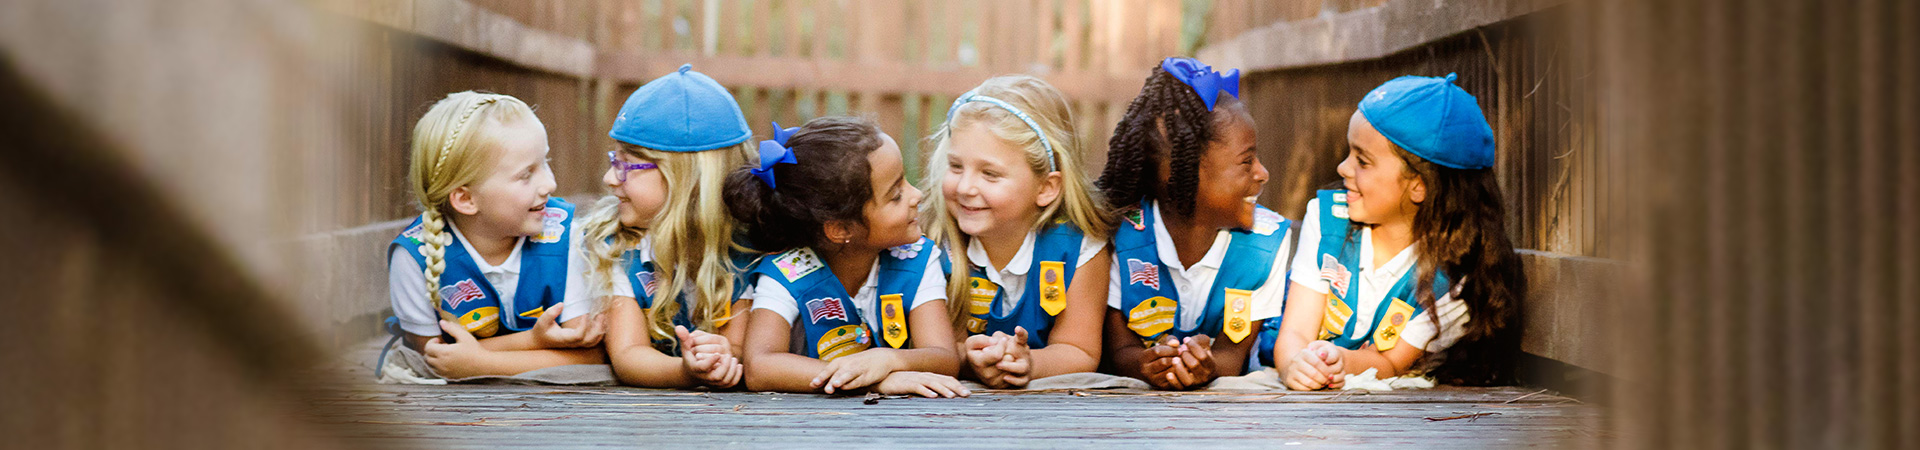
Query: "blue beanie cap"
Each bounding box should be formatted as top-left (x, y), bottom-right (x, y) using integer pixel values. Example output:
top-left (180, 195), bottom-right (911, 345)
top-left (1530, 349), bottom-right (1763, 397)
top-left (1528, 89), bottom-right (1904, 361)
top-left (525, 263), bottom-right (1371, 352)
top-left (1357, 73), bottom-right (1496, 170)
top-left (609, 64), bottom-right (753, 152)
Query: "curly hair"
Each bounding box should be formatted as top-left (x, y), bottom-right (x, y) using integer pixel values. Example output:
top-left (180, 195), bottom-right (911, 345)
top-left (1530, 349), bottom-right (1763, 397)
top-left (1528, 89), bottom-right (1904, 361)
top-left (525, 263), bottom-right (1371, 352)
top-left (723, 116), bottom-right (886, 252)
top-left (1096, 65), bottom-right (1242, 216)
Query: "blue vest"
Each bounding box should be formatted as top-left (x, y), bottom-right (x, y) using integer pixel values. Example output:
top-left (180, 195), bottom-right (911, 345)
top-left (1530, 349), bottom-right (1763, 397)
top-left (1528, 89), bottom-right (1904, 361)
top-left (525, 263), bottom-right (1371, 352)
top-left (1311, 189), bottom-right (1451, 352)
top-left (748, 237), bottom-right (938, 362)
top-left (621, 246), bottom-right (760, 355)
top-left (1113, 200), bottom-right (1290, 344)
top-left (958, 222), bottom-right (1086, 348)
top-left (389, 197), bottom-right (575, 338)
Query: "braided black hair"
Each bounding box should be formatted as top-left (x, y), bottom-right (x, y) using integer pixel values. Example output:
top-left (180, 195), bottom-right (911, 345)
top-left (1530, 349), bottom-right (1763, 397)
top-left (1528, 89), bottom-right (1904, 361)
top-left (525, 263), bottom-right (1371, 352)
top-left (1097, 65), bottom-right (1236, 216)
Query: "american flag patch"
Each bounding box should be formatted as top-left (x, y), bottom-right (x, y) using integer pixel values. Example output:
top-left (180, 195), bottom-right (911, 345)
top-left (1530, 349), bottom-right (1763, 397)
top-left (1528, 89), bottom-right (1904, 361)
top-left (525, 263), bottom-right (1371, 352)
top-left (805, 297), bottom-right (849, 324)
top-left (1127, 258), bottom-right (1161, 290)
top-left (633, 270), bottom-right (657, 298)
top-left (1320, 254), bottom-right (1351, 297)
top-left (441, 279), bottom-right (485, 310)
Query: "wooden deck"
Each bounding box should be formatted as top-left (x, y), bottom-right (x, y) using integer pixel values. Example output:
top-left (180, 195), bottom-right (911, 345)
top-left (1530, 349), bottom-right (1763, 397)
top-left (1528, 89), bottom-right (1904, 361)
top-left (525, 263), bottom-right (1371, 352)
top-left (296, 345), bottom-right (1606, 449)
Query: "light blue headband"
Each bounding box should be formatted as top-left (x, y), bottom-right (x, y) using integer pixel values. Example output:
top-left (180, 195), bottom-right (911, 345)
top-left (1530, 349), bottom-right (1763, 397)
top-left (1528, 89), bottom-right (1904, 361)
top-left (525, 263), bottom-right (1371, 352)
top-left (946, 93), bottom-right (1058, 172)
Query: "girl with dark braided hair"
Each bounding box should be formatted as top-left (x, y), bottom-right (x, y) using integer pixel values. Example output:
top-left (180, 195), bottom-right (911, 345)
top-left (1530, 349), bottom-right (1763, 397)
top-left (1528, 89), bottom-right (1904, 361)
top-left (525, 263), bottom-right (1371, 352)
top-left (1098, 58), bottom-right (1297, 390)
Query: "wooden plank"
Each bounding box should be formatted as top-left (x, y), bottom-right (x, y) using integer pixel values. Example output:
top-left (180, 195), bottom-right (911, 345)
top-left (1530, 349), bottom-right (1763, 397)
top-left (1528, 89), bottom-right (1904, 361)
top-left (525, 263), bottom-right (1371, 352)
top-left (594, 52), bottom-right (1144, 103)
top-left (1195, 0), bottom-right (1568, 73)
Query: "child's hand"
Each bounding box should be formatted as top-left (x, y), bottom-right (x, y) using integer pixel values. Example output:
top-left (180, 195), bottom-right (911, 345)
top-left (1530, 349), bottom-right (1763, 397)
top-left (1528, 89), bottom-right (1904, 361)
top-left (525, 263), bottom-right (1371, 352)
top-left (1312, 340), bottom-right (1348, 389)
top-left (990, 327), bottom-right (1035, 388)
top-left (532, 304), bottom-right (607, 349)
top-left (423, 320), bottom-right (490, 379)
top-left (963, 333), bottom-right (1011, 387)
top-left (1281, 340), bottom-right (1345, 390)
top-left (677, 326), bottom-right (742, 388)
top-left (875, 371), bottom-right (971, 398)
top-left (1174, 335), bottom-right (1217, 387)
top-left (811, 349), bottom-right (899, 394)
top-left (1138, 335), bottom-right (1189, 390)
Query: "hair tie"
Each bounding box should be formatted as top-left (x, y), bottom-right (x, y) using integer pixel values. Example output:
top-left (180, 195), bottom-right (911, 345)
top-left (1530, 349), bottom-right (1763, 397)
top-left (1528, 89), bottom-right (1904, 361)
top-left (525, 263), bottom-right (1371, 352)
top-left (1160, 57), bottom-right (1240, 111)
top-left (751, 121), bottom-right (800, 189)
top-left (946, 93), bottom-right (1057, 172)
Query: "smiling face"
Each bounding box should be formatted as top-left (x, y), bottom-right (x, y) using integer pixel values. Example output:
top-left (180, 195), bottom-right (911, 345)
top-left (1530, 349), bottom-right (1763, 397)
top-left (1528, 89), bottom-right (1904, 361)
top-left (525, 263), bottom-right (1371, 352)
top-left (458, 115), bottom-right (557, 237)
top-left (1174, 104), bottom-right (1268, 230)
top-left (1338, 111), bottom-right (1424, 226)
top-left (854, 133), bottom-right (925, 249)
top-left (941, 122), bottom-right (1059, 242)
top-left (604, 147), bottom-right (667, 228)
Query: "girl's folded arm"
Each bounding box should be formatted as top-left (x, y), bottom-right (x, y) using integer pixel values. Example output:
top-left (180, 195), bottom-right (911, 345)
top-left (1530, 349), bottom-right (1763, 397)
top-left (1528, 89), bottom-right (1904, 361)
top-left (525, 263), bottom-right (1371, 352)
top-left (603, 296), bottom-right (702, 388)
top-left (1025, 248), bottom-right (1110, 378)
top-left (742, 309), bottom-right (828, 392)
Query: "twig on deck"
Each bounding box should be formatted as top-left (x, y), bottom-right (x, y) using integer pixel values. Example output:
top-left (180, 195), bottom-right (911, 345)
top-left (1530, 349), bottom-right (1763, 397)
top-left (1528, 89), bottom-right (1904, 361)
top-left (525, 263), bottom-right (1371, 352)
top-left (1503, 388), bottom-right (1552, 404)
top-left (1424, 412), bottom-right (1501, 422)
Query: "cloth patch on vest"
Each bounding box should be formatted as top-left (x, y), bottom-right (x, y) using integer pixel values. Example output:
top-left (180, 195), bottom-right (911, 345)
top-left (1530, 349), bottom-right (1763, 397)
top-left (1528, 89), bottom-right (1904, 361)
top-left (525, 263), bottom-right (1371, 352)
top-left (1321, 295), bottom-right (1353, 340)
top-left (401, 223), bottom-right (424, 244)
top-left (887, 240), bottom-right (924, 260)
top-left (1126, 258), bottom-right (1162, 290)
top-left (1252, 208), bottom-right (1282, 236)
top-left (458, 306), bottom-right (501, 338)
top-left (1331, 204), bottom-right (1350, 219)
top-left (773, 249), bottom-right (824, 282)
top-left (533, 207), bottom-right (569, 243)
top-left (1223, 288), bottom-right (1253, 343)
top-left (1127, 296), bottom-right (1176, 338)
top-left (1039, 261), bottom-right (1067, 316)
top-left (964, 317), bottom-right (987, 333)
top-left (817, 324), bottom-right (872, 362)
top-left (633, 270), bottom-right (657, 298)
top-left (1374, 297), bottom-right (1416, 352)
top-left (805, 297), bottom-right (849, 324)
top-left (880, 294), bottom-right (907, 348)
top-left (1320, 255), bottom-right (1351, 297)
top-left (440, 279), bottom-right (486, 311)
top-left (967, 277), bottom-right (997, 315)
top-left (1123, 209), bottom-right (1145, 231)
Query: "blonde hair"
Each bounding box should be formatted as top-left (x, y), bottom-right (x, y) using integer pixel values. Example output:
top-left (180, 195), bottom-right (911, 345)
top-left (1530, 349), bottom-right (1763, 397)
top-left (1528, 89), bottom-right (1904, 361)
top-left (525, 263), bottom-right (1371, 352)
top-left (579, 142), bottom-right (755, 344)
top-left (919, 75), bottom-right (1114, 328)
top-left (407, 91), bottom-right (536, 316)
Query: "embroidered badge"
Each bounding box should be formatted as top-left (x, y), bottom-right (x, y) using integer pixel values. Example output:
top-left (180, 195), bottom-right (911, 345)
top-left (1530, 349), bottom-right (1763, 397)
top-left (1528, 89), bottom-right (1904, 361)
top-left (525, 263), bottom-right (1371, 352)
top-left (775, 248), bottom-right (824, 282)
top-left (887, 240), bottom-right (924, 260)
top-left (1123, 208), bottom-right (1146, 231)
top-left (816, 324), bottom-right (872, 362)
top-left (1223, 288), bottom-right (1253, 343)
top-left (1126, 296), bottom-right (1177, 338)
top-left (804, 297), bottom-right (849, 324)
top-left (880, 293), bottom-right (907, 348)
top-left (1039, 261), bottom-right (1067, 316)
top-left (633, 270), bottom-right (658, 298)
top-left (1331, 204), bottom-right (1350, 220)
top-left (401, 223), bottom-right (424, 244)
top-left (1320, 296), bottom-right (1353, 341)
top-left (1320, 254), bottom-right (1351, 297)
top-left (457, 306), bottom-right (501, 338)
top-left (964, 317), bottom-right (988, 334)
top-left (1126, 258), bottom-right (1162, 290)
top-left (533, 207), bottom-right (568, 243)
top-left (1252, 208), bottom-right (1282, 236)
top-left (967, 277), bottom-right (997, 316)
top-left (1374, 297), bottom-right (1416, 352)
top-left (440, 279), bottom-right (486, 311)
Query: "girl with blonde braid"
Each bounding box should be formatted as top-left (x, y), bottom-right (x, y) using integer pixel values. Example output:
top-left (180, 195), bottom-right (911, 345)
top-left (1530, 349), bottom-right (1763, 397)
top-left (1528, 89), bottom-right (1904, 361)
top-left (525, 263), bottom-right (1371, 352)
top-left (568, 65), bottom-right (757, 389)
top-left (383, 91), bottom-right (607, 381)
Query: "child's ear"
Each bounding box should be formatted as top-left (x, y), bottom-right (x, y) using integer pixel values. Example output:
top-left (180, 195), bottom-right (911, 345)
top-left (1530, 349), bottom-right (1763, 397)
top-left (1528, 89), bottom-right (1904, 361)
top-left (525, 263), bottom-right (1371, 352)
top-left (1034, 171), bottom-right (1063, 209)
top-left (1406, 176), bottom-right (1427, 205)
top-left (448, 186), bottom-right (481, 216)
top-left (823, 220), bottom-right (857, 245)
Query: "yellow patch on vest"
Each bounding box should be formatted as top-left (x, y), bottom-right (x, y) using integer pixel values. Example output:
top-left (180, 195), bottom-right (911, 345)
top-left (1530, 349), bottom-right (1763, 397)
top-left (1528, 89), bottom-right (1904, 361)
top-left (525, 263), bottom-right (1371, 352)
top-left (1223, 288), bottom-right (1253, 343)
top-left (1038, 261), bottom-right (1067, 316)
top-left (459, 306), bottom-right (501, 338)
top-left (1320, 295), bottom-right (1353, 341)
top-left (880, 294), bottom-right (908, 349)
top-left (817, 324), bottom-right (872, 363)
top-left (1127, 296), bottom-right (1177, 338)
top-left (967, 277), bottom-right (997, 315)
top-left (1373, 297), bottom-right (1416, 352)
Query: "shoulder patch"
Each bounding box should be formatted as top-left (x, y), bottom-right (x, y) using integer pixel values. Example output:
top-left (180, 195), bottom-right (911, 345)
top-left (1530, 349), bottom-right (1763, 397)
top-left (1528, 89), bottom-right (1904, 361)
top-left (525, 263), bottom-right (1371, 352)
top-left (439, 278), bottom-right (486, 311)
top-left (886, 239), bottom-right (924, 260)
top-left (1252, 208), bottom-right (1283, 236)
top-left (401, 223), bottom-right (424, 244)
top-left (533, 207), bottom-right (569, 243)
top-left (773, 248), bottom-right (825, 282)
top-left (1319, 254), bottom-right (1351, 298)
top-left (1122, 208), bottom-right (1146, 231)
top-left (633, 270), bottom-right (657, 298)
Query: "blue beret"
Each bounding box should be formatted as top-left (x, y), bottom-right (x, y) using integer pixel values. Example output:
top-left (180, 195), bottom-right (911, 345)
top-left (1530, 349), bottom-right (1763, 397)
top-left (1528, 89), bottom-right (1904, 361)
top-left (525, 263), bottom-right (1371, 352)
top-left (609, 64), bottom-right (753, 152)
top-left (1357, 73), bottom-right (1496, 169)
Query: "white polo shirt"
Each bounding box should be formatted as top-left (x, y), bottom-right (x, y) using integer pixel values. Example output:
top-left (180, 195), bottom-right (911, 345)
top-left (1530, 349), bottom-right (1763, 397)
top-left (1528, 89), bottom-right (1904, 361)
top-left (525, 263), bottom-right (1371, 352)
top-left (1288, 198), bottom-right (1469, 353)
top-left (752, 245), bottom-right (949, 331)
top-left (1106, 201), bottom-right (1293, 330)
top-left (388, 221), bottom-right (534, 337)
top-left (964, 230), bottom-right (1107, 313)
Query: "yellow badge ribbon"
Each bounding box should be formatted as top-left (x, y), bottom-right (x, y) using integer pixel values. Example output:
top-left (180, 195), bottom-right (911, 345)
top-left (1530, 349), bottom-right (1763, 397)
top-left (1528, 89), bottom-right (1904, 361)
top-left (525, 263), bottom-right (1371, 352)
top-left (1223, 288), bottom-right (1253, 343)
top-left (1038, 261), bottom-right (1067, 316)
top-left (1373, 297), bottom-right (1416, 352)
top-left (880, 293), bottom-right (908, 349)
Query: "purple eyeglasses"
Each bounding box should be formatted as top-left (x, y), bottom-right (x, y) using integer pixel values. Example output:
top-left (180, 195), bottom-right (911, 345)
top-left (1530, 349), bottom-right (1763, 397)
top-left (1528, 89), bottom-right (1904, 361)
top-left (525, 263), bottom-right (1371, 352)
top-left (608, 150), bottom-right (658, 183)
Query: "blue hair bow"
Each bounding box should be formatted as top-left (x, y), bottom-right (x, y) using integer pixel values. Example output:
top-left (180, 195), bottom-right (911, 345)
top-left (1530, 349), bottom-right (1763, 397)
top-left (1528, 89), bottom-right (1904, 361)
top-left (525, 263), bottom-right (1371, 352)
top-left (751, 122), bottom-right (801, 189)
top-left (1161, 57), bottom-right (1241, 111)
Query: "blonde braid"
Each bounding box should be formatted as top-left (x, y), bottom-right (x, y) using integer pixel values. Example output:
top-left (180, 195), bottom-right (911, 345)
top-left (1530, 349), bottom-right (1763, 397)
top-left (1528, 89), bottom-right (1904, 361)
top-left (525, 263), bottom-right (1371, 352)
top-left (419, 208), bottom-right (452, 312)
top-left (432, 97), bottom-right (503, 178)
